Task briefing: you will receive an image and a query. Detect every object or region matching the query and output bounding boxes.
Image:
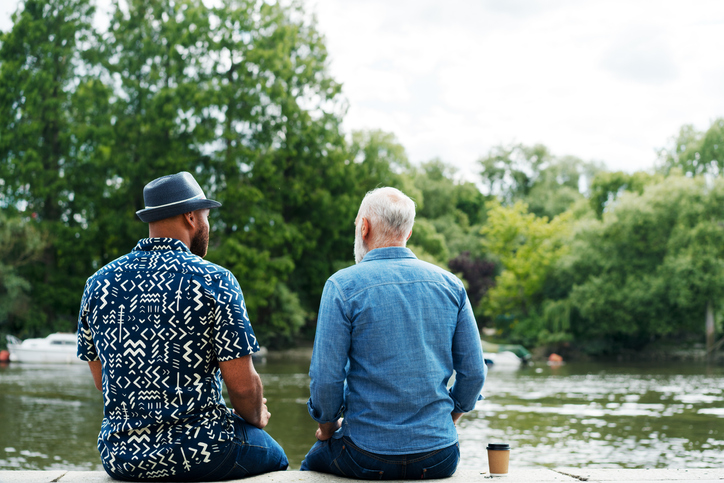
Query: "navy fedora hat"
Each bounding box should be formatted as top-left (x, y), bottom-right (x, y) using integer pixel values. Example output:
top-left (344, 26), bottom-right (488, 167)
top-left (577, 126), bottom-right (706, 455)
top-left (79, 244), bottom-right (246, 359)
top-left (136, 172), bottom-right (221, 223)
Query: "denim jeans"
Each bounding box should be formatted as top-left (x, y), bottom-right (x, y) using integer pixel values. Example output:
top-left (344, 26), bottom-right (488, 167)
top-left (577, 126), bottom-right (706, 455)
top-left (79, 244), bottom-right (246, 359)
top-left (300, 437), bottom-right (459, 480)
top-left (106, 415), bottom-right (288, 481)
top-left (199, 416), bottom-right (289, 481)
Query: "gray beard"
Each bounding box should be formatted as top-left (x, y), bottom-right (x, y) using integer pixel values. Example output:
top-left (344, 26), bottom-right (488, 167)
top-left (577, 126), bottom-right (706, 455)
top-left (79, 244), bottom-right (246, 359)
top-left (354, 226), bottom-right (369, 264)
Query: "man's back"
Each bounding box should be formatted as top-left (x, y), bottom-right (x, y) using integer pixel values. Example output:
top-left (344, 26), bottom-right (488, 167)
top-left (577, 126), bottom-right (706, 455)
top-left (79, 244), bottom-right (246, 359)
top-left (78, 237), bottom-right (258, 480)
top-left (308, 246), bottom-right (486, 455)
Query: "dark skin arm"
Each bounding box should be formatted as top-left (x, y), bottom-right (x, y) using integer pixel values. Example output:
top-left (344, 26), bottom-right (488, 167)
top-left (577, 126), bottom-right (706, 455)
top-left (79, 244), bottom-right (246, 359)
top-left (219, 355), bottom-right (270, 429)
top-left (452, 411), bottom-right (464, 424)
top-left (88, 360), bottom-right (102, 391)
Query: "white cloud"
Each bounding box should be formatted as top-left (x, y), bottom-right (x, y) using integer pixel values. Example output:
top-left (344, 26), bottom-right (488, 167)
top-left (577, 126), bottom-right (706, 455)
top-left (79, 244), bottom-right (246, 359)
top-left (305, 0), bottom-right (724, 179)
top-left (601, 26), bottom-right (679, 85)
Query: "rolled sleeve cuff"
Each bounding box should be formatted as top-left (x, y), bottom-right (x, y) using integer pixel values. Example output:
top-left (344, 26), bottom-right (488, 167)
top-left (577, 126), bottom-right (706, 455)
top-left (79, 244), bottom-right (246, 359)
top-left (450, 390), bottom-right (484, 413)
top-left (307, 397), bottom-right (345, 424)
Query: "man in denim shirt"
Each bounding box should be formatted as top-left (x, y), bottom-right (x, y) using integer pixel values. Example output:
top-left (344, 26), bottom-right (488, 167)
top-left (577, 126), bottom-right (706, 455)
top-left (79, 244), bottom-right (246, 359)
top-left (301, 187), bottom-right (486, 479)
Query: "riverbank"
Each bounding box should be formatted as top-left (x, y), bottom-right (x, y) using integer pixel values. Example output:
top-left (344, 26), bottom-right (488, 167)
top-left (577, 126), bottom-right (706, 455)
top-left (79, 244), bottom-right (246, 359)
top-left (1, 468), bottom-right (723, 482)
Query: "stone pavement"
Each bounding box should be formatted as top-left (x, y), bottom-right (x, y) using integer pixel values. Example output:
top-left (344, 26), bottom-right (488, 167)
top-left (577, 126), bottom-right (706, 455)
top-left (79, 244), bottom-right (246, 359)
top-left (1, 468), bottom-right (723, 482)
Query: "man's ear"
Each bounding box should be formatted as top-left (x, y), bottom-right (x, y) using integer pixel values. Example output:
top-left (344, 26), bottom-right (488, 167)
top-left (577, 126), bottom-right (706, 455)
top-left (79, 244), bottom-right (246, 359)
top-left (182, 211), bottom-right (196, 230)
top-left (406, 229), bottom-right (412, 241)
top-left (360, 217), bottom-right (370, 239)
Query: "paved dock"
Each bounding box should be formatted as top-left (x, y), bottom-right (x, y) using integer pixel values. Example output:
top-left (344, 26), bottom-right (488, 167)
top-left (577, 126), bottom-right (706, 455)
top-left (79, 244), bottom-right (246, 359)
top-left (1, 468), bottom-right (722, 482)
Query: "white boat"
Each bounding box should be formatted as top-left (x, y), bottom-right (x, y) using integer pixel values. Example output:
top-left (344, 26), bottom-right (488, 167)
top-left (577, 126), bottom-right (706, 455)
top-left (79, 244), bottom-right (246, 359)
top-left (485, 350), bottom-right (524, 367)
top-left (6, 333), bottom-right (83, 364)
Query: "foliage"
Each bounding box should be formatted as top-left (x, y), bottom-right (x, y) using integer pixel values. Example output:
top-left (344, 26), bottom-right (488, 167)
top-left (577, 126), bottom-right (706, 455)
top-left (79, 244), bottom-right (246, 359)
top-left (478, 143), bottom-right (600, 219)
top-left (657, 118), bottom-right (724, 177)
top-left (480, 199), bottom-right (572, 333)
top-left (0, 213), bottom-right (48, 333)
top-left (2, 0), bottom-right (723, 356)
top-left (409, 159), bottom-right (488, 260)
top-left (0, 0), bottom-right (102, 332)
top-left (561, 175), bottom-right (724, 352)
top-left (448, 251), bottom-right (496, 310)
top-left (588, 170), bottom-right (661, 217)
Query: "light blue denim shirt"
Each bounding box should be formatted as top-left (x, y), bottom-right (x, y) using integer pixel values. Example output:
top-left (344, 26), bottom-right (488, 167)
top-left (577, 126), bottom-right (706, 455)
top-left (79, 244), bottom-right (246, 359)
top-left (307, 247), bottom-right (486, 455)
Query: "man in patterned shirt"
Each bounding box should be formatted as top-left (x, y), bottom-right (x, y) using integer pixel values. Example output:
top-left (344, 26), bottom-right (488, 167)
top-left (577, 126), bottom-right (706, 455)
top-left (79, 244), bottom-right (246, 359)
top-left (78, 172), bottom-right (288, 481)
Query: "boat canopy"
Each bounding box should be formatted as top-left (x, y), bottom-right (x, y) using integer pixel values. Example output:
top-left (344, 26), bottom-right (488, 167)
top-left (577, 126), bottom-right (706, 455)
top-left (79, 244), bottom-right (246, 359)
top-left (481, 339), bottom-right (532, 361)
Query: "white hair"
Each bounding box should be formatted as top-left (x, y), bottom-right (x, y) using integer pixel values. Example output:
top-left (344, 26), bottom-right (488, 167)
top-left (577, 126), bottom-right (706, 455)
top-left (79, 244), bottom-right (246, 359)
top-left (357, 187), bottom-right (416, 246)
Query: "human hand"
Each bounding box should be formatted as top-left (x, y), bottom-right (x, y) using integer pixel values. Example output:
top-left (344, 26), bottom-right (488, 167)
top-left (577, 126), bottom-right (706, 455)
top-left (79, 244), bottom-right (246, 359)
top-left (315, 418), bottom-right (342, 441)
top-left (452, 411), bottom-right (463, 425)
top-left (257, 397), bottom-right (271, 429)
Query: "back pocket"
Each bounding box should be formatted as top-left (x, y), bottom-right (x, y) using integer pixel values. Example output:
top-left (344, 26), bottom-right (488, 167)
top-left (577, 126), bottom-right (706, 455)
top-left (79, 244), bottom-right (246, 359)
top-left (421, 448), bottom-right (459, 479)
top-left (333, 447), bottom-right (385, 480)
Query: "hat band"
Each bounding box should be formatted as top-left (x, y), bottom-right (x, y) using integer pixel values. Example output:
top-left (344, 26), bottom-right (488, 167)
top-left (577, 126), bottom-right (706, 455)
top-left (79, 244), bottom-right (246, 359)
top-left (144, 193), bottom-right (205, 209)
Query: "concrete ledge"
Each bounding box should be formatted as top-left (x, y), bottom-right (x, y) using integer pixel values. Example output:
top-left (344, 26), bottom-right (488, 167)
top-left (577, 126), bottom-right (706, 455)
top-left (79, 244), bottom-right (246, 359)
top-left (1, 468), bottom-right (723, 483)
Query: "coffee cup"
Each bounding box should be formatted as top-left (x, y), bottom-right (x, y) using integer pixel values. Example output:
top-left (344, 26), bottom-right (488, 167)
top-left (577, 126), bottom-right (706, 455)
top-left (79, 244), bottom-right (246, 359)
top-left (486, 443), bottom-right (510, 476)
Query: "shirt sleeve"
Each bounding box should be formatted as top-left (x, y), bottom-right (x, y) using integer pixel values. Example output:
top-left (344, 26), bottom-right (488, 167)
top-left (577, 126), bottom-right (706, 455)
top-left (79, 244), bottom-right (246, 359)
top-left (449, 287), bottom-right (487, 413)
top-left (211, 271), bottom-right (260, 361)
top-left (307, 279), bottom-right (350, 424)
top-left (77, 278), bottom-right (99, 362)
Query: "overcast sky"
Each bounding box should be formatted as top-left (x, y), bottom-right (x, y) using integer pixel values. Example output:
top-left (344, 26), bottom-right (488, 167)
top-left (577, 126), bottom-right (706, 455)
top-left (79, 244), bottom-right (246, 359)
top-left (2, 0), bottom-right (723, 181)
top-left (303, 0), bottom-right (724, 179)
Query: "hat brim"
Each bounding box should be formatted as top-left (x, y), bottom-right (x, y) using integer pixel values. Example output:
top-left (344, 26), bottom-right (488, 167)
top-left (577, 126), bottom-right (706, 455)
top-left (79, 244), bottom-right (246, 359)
top-left (136, 199), bottom-right (222, 223)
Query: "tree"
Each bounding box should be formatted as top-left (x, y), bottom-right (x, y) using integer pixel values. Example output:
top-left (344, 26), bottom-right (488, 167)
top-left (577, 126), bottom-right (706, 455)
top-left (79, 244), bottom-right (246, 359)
top-left (0, 0), bottom-right (100, 331)
top-left (349, 130), bottom-right (412, 191)
top-left (479, 143), bottom-right (550, 203)
top-left (201, 0), bottom-right (355, 344)
top-left (478, 143), bottom-right (599, 219)
top-left (448, 252), bottom-right (496, 311)
top-left (588, 170), bottom-right (661, 217)
top-left (479, 199), bottom-right (572, 343)
top-left (96, 0), bottom-right (220, 261)
top-left (0, 213), bottom-right (48, 334)
top-left (658, 119), bottom-right (724, 177)
top-left (562, 175), bottom-right (724, 352)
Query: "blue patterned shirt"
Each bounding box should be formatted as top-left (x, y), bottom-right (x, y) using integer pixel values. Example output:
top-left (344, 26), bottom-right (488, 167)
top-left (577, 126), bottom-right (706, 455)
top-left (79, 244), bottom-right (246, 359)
top-left (77, 237), bottom-right (259, 480)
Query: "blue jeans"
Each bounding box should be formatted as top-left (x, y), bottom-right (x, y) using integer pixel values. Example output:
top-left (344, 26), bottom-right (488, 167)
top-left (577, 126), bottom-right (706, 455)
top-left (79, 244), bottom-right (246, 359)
top-left (199, 416), bottom-right (289, 481)
top-left (300, 437), bottom-right (459, 480)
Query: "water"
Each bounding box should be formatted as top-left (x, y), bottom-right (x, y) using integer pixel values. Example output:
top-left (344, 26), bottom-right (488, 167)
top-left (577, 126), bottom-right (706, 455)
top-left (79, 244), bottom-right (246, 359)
top-left (0, 358), bottom-right (722, 471)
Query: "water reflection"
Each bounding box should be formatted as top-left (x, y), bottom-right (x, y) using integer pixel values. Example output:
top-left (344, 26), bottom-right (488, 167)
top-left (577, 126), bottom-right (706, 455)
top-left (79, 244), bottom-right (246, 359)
top-left (0, 358), bottom-right (721, 470)
top-left (461, 362), bottom-right (724, 469)
top-left (0, 363), bottom-right (104, 470)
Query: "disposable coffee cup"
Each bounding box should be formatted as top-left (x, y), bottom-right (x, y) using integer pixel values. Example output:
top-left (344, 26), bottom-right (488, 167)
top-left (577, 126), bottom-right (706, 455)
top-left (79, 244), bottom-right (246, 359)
top-left (486, 443), bottom-right (510, 477)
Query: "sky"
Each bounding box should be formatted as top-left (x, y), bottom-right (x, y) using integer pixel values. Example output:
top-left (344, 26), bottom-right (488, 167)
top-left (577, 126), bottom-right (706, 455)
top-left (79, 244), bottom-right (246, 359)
top-left (2, 0), bottom-right (724, 181)
top-left (301, 0), bottom-right (724, 180)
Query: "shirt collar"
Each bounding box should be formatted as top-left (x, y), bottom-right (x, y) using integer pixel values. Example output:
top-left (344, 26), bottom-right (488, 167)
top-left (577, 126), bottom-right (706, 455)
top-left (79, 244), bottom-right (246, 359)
top-left (133, 237), bottom-right (191, 253)
top-left (360, 246), bottom-right (417, 263)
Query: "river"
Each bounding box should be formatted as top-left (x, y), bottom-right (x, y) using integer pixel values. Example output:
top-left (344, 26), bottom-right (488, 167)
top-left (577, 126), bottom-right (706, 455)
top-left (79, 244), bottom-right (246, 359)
top-left (0, 356), bottom-right (721, 471)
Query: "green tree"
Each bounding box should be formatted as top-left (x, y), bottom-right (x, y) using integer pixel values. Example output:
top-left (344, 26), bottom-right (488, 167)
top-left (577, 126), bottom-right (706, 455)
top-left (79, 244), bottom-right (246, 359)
top-left (0, 213), bottom-right (48, 334)
top-left (97, 0), bottom-right (220, 262)
top-left (588, 170), bottom-right (661, 217)
top-left (409, 160), bottom-right (488, 258)
top-left (479, 144), bottom-right (551, 203)
top-left (202, 0), bottom-right (354, 345)
top-left (658, 119), bottom-right (724, 177)
top-left (561, 175), bottom-right (724, 353)
top-left (0, 0), bottom-right (100, 331)
top-left (480, 199), bottom-right (572, 343)
top-left (479, 143), bottom-right (599, 219)
top-left (349, 130), bottom-right (412, 191)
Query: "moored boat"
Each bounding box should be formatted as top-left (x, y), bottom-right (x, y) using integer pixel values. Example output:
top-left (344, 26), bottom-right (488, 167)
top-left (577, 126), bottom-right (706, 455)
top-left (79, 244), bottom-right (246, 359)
top-left (482, 339), bottom-right (531, 367)
top-left (6, 333), bottom-right (82, 364)
top-left (484, 350), bottom-right (525, 367)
